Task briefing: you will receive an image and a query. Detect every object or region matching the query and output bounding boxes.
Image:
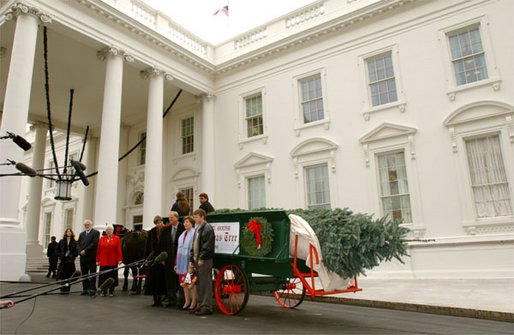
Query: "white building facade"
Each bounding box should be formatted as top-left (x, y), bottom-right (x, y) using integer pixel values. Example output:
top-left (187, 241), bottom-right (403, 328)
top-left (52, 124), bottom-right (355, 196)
top-left (0, 0), bottom-right (513, 281)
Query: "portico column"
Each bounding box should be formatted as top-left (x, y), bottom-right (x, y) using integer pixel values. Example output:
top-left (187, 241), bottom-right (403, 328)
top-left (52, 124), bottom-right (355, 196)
top-left (140, 68), bottom-right (169, 227)
top-left (25, 123), bottom-right (47, 258)
top-left (81, 136), bottom-right (97, 222)
top-left (0, 4), bottom-right (51, 281)
top-left (201, 94), bottom-right (216, 197)
top-left (94, 47), bottom-right (131, 227)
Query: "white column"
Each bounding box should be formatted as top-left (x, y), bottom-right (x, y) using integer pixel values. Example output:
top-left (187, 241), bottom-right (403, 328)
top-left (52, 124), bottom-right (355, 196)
top-left (117, 124), bottom-right (129, 225)
top-left (25, 123), bottom-right (47, 258)
top-left (94, 47), bottom-right (127, 227)
top-left (201, 94), bottom-right (216, 196)
top-left (0, 4), bottom-right (51, 281)
top-left (141, 68), bottom-right (165, 228)
top-left (81, 136), bottom-right (97, 222)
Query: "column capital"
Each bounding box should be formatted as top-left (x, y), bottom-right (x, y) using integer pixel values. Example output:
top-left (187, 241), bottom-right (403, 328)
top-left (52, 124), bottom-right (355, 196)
top-left (197, 93), bottom-right (216, 103)
top-left (5, 2), bottom-right (52, 23)
top-left (140, 67), bottom-right (174, 81)
top-left (96, 46), bottom-right (134, 62)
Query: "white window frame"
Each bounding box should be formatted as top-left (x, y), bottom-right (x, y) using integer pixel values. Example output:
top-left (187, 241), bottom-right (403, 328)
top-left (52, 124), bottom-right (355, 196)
top-left (138, 132), bottom-right (146, 166)
top-left (359, 123), bottom-right (424, 236)
top-left (290, 138), bottom-right (339, 210)
top-left (246, 174), bottom-right (266, 210)
top-left (43, 211), bottom-right (52, 248)
top-left (292, 68), bottom-right (330, 135)
top-left (62, 200), bottom-right (77, 232)
top-left (444, 101), bottom-right (514, 234)
top-left (439, 17), bottom-right (501, 102)
top-left (304, 163), bottom-right (331, 210)
top-left (234, 152), bottom-right (273, 210)
top-left (181, 116), bottom-right (195, 155)
top-left (358, 45), bottom-right (406, 121)
top-left (238, 87), bottom-right (268, 148)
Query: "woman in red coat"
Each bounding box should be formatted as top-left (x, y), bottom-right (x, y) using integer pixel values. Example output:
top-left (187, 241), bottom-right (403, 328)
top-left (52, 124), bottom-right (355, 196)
top-left (96, 225), bottom-right (122, 297)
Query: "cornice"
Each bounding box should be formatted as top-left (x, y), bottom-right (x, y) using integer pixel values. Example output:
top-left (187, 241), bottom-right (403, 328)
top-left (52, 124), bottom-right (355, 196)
top-left (71, 0), bottom-right (420, 77)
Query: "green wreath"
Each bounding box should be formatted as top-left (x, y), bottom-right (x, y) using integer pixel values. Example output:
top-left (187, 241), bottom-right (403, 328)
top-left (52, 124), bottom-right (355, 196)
top-left (241, 217), bottom-right (274, 257)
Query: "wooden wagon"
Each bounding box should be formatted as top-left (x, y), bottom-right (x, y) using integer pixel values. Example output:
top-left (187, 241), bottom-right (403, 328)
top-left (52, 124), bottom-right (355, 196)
top-left (208, 210), bottom-right (362, 315)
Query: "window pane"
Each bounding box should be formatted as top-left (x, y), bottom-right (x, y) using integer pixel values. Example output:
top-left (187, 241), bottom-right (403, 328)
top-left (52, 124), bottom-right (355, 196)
top-left (245, 94), bottom-right (263, 137)
top-left (366, 52), bottom-right (397, 106)
top-left (248, 176), bottom-right (265, 209)
top-left (377, 151), bottom-right (412, 223)
top-left (181, 117), bottom-right (194, 154)
top-left (305, 164), bottom-right (331, 209)
top-left (300, 74), bottom-right (324, 123)
top-left (465, 135), bottom-right (512, 217)
top-left (448, 26), bottom-right (488, 85)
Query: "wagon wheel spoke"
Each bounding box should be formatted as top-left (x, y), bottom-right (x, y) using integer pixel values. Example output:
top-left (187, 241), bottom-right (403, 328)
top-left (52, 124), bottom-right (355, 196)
top-left (273, 277), bottom-right (306, 309)
top-left (215, 264), bottom-right (249, 315)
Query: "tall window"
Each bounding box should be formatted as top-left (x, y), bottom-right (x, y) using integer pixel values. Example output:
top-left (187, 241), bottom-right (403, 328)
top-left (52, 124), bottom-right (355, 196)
top-left (64, 208), bottom-right (74, 231)
top-left (181, 117), bottom-right (194, 154)
top-left (377, 151), bottom-right (412, 223)
top-left (179, 187), bottom-right (194, 213)
top-left (465, 135), bottom-right (512, 218)
top-left (305, 164), bottom-right (331, 209)
top-left (46, 161), bottom-right (56, 188)
top-left (139, 132), bottom-right (146, 165)
top-left (247, 175), bottom-right (265, 209)
top-left (44, 212), bottom-right (52, 247)
top-left (299, 74), bottom-right (324, 123)
top-left (245, 94), bottom-right (263, 137)
top-left (448, 26), bottom-right (488, 86)
top-left (366, 52), bottom-right (398, 107)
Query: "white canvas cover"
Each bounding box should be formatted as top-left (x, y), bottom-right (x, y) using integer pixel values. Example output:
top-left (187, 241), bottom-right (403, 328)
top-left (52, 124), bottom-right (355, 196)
top-left (288, 214), bottom-right (353, 291)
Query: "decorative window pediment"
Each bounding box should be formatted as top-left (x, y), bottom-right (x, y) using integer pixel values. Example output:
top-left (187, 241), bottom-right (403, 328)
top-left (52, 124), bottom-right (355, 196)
top-left (234, 152), bottom-right (273, 169)
top-left (359, 123), bottom-right (417, 143)
top-left (290, 138), bottom-right (338, 158)
top-left (172, 168), bottom-right (200, 181)
top-left (359, 123), bottom-right (417, 167)
top-left (443, 101), bottom-right (513, 126)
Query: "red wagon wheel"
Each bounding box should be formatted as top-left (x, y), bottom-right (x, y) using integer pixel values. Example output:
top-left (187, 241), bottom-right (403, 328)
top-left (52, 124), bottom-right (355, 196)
top-left (273, 277), bottom-right (306, 308)
top-left (215, 264), bottom-right (249, 315)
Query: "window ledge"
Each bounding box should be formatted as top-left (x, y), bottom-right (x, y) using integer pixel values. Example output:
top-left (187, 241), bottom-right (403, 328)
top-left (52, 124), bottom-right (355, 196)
top-left (294, 120), bottom-right (330, 136)
top-left (176, 152), bottom-right (196, 161)
top-left (447, 77), bottom-right (501, 101)
top-left (238, 135), bottom-right (268, 149)
top-left (363, 101), bottom-right (406, 121)
top-left (462, 216), bottom-right (514, 235)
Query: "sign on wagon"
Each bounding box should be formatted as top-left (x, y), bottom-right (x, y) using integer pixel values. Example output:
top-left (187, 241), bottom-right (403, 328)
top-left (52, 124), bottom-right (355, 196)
top-left (211, 222), bottom-right (240, 254)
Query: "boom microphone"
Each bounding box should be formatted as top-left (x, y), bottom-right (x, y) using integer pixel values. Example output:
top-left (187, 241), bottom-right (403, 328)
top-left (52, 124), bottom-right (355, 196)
top-left (12, 134), bottom-right (32, 151)
top-left (71, 160), bottom-right (89, 186)
top-left (15, 162), bottom-right (37, 177)
top-left (151, 251), bottom-right (168, 266)
top-left (145, 251), bottom-right (156, 262)
top-left (97, 277), bottom-right (115, 293)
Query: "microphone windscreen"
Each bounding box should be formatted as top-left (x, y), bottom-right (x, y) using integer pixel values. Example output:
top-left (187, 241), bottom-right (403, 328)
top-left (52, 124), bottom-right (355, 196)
top-left (153, 251), bottom-right (168, 265)
top-left (145, 251), bottom-right (156, 261)
top-left (98, 277), bottom-right (115, 292)
top-left (72, 160), bottom-right (89, 186)
top-left (13, 135), bottom-right (31, 151)
top-left (15, 162), bottom-right (37, 177)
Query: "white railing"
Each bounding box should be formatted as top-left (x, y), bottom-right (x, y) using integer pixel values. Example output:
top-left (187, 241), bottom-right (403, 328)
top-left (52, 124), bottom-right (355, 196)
top-left (168, 25), bottom-right (207, 55)
top-left (129, 0), bottom-right (156, 25)
top-left (234, 28), bottom-right (268, 50)
top-left (285, 3), bottom-right (325, 29)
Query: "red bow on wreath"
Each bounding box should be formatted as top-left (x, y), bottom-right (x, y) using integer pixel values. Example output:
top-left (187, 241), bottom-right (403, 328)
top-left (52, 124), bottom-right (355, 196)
top-left (248, 219), bottom-right (262, 250)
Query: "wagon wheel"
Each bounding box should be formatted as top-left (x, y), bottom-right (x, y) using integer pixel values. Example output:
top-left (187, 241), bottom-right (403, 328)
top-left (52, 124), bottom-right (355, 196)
top-left (273, 277), bottom-right (306, 308)
top-left (215, 264), bottom-right (249, 315)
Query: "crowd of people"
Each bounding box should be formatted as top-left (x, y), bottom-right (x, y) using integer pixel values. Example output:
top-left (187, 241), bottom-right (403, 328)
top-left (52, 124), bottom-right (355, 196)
top-left (37, 192), bottom-right (216, 315)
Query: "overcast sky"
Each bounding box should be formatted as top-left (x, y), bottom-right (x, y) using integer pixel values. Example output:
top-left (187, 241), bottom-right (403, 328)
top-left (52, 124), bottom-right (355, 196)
top-left (141, 0), bottom-right (316, 44)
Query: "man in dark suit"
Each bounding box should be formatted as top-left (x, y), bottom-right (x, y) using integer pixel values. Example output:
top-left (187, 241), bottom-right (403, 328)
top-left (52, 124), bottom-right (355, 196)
top-left (78, 219), bottom-right (100, 296)
top-left (160, 211), bottom-right (184, 307)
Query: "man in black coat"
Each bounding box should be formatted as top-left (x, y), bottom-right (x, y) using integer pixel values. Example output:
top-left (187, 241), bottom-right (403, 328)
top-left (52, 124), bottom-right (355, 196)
top-left (160, 211), bottom-right (185, 307)
top-left (78, 219), bottom-right (100, 296)
top-left (46, 236), bottom-right (58, 278)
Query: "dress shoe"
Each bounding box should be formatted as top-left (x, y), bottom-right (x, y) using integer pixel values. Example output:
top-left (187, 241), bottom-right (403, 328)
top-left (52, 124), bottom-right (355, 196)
top-left (180, 303), bottom-right (190, 310)
top-left (195, 308), bottom-right (212, 316)
top-left (188, 307), bottom-right (197, 314)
